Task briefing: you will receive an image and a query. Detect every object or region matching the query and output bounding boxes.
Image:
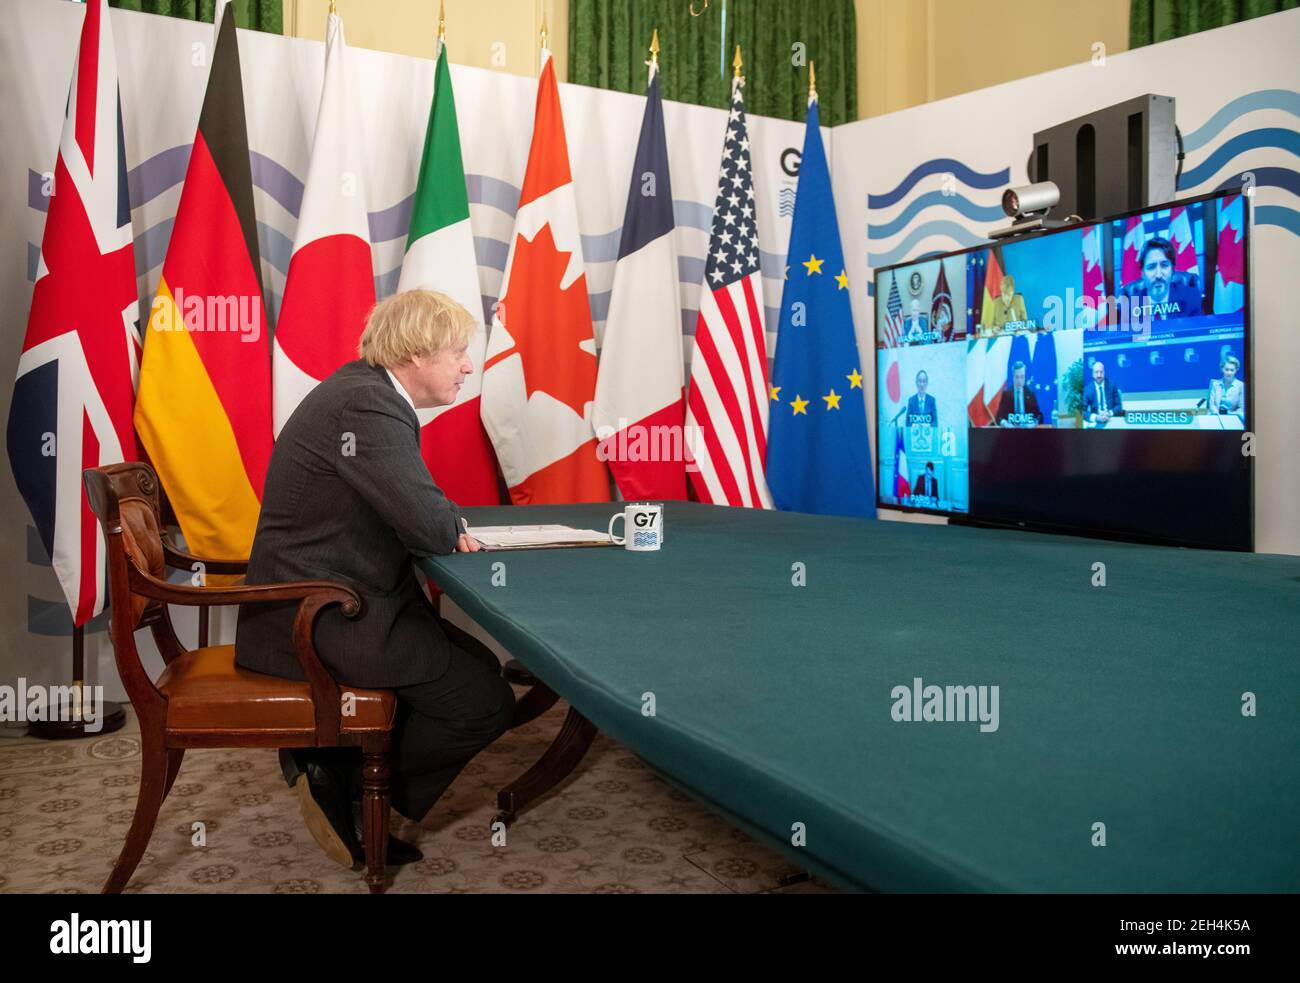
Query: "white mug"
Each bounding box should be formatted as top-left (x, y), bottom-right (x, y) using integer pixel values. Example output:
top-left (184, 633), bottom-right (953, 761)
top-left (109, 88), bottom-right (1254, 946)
top-left (608, 503), bottom-right (663, 551)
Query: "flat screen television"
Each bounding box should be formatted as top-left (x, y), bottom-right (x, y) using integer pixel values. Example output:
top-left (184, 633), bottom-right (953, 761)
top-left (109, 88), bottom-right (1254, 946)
top-left (873, 188), bottom-right (1252, 551)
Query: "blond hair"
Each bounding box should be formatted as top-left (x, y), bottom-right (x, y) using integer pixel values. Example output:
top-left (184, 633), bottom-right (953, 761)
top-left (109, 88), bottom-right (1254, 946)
top-left (357, 290), bottom-right (476, 368)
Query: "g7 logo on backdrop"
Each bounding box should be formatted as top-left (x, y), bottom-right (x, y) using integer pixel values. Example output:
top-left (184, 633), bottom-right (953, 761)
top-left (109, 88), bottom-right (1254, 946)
top-left (780, 148), bottom-right (802, 177)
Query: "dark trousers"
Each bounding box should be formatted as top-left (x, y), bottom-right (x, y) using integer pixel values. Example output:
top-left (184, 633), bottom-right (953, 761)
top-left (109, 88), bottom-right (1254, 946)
top-left (287, 618), bottom-right (516, 822)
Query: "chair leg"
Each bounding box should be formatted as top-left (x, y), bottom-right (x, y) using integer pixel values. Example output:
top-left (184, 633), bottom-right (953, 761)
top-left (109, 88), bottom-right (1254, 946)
top-left (103, 728), bottom-right (169, 894)
top-left (162, 748), bottom-right (185, 801)
top-left (361, 751), bottom-right (390, 894)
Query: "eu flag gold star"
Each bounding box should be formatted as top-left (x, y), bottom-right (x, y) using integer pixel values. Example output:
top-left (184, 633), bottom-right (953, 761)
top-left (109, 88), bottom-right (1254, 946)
top-left (835, 269), bottom-right (848, 289)
top-left (822, 389), bottom-right (842, 410)
top-left (791, 395), bottom-right (810, 415)
top-left (846, 368), bottom-right (863, 389)
top-left (769, 383), bottom-right (781, 402)
top-left (802, 254), bottom-right (824, 276)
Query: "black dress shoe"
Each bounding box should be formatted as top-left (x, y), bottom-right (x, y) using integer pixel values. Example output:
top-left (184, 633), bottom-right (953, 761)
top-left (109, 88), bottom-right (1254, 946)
top-left (295, 762), bottom-right (361, 869)
top-left (278, 748), bottom-right (302, 789)
top-left (350, 801), bottom-right (424, 866)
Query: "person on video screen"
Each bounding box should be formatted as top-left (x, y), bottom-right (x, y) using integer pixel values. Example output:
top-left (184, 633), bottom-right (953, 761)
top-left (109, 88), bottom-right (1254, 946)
top-left (996, 360), bottom-right (1041, 427)
top-left (1083, 359), bottom-right (1124, 424)
top-left (913, 461), bottom-right (940, 503)
top-left (1208, 354), bottom-right (1246, 423)
top-left (905, 369), bottom-right (938, 429)
top-left (1127, 237), bottom-right (1203, 320)
top-left (986, 274), bottom-right (1028, 335)
top-left (904, 298), bottom-right (930, 345)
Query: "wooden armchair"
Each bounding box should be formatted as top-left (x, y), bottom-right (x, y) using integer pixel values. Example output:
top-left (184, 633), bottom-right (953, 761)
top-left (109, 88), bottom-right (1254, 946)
top-left (83, 462), bottom-right (397, 894)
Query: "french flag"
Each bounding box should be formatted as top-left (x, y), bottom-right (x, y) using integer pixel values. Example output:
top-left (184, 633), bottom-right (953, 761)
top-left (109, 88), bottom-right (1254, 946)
top-left (592, 61), bottom-right (686, 500)
top-left (893, 428), bottom-right (911, 500)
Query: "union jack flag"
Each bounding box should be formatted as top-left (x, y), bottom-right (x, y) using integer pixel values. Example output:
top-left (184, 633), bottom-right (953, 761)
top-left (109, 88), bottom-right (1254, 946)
top-left (5, 0), bottom-right (140, 627)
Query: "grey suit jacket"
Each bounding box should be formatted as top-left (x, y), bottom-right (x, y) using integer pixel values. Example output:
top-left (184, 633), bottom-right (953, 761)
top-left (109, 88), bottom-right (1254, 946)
top-left (235, 359), bottom-right (467, 688)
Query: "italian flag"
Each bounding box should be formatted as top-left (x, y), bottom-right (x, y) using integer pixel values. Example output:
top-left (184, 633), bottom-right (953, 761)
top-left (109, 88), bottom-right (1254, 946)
top-left (397, 42), bottom-right (500, 505)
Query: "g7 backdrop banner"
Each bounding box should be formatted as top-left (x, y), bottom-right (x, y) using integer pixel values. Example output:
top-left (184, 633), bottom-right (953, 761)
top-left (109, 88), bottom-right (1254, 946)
top-left (2, 0), bottom-right (1297, 700)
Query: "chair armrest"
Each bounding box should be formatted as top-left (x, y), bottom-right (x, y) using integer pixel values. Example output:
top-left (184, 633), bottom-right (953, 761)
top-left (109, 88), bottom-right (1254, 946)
top-left (129, 568), bottom-right (362, 743)
top-left (161, 530), bottom-right (249, 576)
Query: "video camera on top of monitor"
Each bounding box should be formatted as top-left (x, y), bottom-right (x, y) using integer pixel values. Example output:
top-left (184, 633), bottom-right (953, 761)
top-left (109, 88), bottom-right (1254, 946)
top-left (992, 94), bottom-right (1182, 240)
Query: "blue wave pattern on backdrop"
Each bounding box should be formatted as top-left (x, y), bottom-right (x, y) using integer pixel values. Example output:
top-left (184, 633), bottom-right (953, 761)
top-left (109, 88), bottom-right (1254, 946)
top-left (26, 147), bottom-right (789, 348)
top-left (863, 88), bottom-right (1300, 283)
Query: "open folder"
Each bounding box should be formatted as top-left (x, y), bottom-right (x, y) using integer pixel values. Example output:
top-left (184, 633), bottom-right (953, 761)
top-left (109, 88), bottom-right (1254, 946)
top-left (463, 523), bottom-right (615, 551)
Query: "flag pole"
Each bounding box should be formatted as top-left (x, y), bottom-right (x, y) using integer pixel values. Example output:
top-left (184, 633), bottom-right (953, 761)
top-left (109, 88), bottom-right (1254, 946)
top-left (28, 623), bottom-right (127, 739)
top-left (539, 11), bottom-right (549, 74)
top-left (809, 59), bottom-right (817, 106)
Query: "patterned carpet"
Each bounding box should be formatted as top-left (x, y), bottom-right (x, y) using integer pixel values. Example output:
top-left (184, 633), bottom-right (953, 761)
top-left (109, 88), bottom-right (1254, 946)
top-left (0, 692), bottom-right (835, 894)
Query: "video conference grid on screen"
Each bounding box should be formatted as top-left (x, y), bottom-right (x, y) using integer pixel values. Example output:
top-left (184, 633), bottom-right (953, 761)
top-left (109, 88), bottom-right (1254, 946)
top-left (874, 190), bottom-right (1248, 520)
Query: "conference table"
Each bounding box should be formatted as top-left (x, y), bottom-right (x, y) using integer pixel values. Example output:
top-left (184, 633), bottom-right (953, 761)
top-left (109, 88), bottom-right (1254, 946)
top-left (419, 502), bottom-right (1300, 892)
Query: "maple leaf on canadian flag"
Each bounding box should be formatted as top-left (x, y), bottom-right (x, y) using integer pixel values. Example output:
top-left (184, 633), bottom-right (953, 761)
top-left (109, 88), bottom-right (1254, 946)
top-left (480, 49), bottom-right (609, 505)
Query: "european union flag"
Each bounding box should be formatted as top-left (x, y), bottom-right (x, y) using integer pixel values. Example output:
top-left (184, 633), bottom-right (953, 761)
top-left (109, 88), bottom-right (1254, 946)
top-left (765, 98), bottom-right (874, 517)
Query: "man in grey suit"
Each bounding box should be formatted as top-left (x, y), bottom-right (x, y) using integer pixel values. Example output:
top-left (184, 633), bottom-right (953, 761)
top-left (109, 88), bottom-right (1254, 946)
top-left (236, 290), bottom-right (515, 868)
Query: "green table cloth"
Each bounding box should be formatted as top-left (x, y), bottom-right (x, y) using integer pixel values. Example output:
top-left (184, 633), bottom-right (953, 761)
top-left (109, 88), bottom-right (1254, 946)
top-left (420, 502), bottom-right (1300, 892)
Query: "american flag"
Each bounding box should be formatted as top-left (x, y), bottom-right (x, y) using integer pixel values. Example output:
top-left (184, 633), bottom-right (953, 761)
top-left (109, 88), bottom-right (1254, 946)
top-left (5, 0), bottom-right (139, 627)
top-left (684, 76), bottom-right (773, 508)
top-left (884, 271), bottom-right (905, 347)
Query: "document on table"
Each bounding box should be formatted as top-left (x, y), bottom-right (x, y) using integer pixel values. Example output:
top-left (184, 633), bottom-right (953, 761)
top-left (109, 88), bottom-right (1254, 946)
top-left (461, 522), bottom-right (614, 551)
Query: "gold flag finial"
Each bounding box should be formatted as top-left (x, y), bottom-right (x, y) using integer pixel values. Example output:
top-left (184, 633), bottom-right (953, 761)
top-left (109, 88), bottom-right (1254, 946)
top-left (650, 28), bottom-right (660, 68)
top-left (328, 0), bottom-right (337, 14)
top-left (541, 12), bottom-right (549, 50)
top-left (438, 0), bottom-right (446, 43)
top-left (733, 44), bottom-right (743, 79)
top-left (809, 60), bottom-right (817, 99)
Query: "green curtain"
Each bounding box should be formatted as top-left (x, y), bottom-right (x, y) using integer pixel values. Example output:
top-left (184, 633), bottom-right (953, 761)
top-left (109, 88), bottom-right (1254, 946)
top-left (568, 0), bottom-right (856, 126)
top-left (109, 0), bottom-right (283, 34)
top-left (1129, 0), bottom-right (1296, 46)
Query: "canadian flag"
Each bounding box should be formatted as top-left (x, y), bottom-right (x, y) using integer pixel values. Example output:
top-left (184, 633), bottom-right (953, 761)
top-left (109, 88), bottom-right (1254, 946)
top-left (1120, 214), bottom-right (1145, 288)
top-left (1169, 205), bottom-right (1198, 273)
top-left (480, 50), bottom-right (609, 504)
top-left (1082, 223), bottom-right (1107, 326)
top-left (272, 11), bottom-right (375, 434)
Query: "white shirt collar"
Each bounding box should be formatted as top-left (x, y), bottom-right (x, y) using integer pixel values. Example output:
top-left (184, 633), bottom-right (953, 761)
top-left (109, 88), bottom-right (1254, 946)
top-left (385, 368), bottom-right (416, 411)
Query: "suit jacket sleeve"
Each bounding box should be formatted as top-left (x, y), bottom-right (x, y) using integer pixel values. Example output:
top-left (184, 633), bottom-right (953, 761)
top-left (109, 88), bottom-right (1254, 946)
top-left (335, 385), bottom-right (465, 558)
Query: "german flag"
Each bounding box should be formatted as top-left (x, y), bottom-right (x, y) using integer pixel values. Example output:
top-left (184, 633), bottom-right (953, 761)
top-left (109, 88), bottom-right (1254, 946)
top-left (133, 9), bottom-right (271, 560)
